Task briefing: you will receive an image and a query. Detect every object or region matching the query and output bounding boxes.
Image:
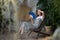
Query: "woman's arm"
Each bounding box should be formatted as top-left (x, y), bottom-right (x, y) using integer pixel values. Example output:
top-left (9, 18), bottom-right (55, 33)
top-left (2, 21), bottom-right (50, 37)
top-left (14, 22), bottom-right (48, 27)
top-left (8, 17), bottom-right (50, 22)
top-left (30, 18), bottom-right (34, 24)
top-left (41, 11), bottom-right (45, 20)
top-left (29, 15), bottom-right (34, 24)
top-left (42, 11), bottom-right (45, 17)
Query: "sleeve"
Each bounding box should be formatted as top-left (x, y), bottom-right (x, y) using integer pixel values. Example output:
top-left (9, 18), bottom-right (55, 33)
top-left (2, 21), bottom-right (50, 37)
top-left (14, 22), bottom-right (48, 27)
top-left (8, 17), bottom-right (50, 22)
top-left (36, 16), bottom-right (43, 21)
top-left (40, 16), bottom-right (43, 21)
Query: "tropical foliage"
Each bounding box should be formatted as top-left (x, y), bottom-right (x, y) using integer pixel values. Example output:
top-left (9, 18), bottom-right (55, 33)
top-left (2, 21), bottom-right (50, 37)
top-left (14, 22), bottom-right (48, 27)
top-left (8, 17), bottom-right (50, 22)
top-left (37, 0), bottom-right (60, 26)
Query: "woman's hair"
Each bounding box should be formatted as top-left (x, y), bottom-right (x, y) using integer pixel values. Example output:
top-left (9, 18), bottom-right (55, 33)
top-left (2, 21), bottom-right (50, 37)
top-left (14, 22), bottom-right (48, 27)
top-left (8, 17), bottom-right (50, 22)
top-left (36, 8), bottom-right (44, 17)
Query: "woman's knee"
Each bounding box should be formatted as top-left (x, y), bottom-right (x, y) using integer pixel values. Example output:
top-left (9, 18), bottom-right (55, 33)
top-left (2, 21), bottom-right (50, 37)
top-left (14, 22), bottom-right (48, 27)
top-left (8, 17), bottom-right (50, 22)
top-left (23, 22), bottom-right (27, 24)
top-left (22, 22), bottom-right (28, 25)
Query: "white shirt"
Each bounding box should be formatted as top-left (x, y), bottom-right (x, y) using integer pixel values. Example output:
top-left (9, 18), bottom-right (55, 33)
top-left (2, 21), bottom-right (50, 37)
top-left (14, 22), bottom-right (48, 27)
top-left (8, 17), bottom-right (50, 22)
top-left (36, 16), bottom-right (43, 21)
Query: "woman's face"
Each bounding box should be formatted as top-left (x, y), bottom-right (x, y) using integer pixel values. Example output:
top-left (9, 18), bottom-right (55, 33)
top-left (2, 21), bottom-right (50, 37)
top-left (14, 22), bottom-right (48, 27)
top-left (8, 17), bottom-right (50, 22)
top-left (37, 9), bottom-right (42, 16)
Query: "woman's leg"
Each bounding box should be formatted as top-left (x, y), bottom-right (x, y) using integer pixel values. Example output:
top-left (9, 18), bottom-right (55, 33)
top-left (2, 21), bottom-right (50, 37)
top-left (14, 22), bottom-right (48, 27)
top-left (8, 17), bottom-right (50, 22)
top-left (17, 22), bottom-right (34, 34)
top-left (17, 27), bottom-right (21, 35)
top-left (17, 27), bottom-right (24, 34)
top-left (20, 27), bottom-right (24, 34)
top-left (17, 22), bottom-right (26, 34)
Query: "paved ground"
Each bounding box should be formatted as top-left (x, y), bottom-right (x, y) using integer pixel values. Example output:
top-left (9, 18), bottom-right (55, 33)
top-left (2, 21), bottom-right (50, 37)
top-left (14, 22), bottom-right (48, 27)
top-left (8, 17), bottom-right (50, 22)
top-left (0, 31), bottom-right (52, 40)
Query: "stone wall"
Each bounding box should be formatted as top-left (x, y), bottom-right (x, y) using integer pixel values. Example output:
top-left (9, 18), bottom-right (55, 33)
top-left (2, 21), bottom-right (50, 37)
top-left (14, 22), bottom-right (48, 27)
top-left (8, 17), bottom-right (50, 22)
top-left (2, 0), bottom-right (38, 32)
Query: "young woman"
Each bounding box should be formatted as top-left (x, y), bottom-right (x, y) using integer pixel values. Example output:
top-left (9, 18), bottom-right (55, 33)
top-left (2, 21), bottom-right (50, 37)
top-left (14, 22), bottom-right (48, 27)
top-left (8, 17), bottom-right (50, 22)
top-left (18, 9), bottom-right (45, 34)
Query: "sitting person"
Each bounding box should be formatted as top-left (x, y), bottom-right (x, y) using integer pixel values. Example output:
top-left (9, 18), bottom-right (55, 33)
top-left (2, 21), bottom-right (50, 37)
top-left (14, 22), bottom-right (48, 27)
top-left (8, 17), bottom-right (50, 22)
top-left (18, 9), bottom-right (45, 34)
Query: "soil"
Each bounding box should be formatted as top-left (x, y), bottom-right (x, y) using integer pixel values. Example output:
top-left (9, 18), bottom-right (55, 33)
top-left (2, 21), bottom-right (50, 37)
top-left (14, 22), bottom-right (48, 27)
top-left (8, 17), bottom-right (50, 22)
top-left (0, 31), bottom-right (52, 40)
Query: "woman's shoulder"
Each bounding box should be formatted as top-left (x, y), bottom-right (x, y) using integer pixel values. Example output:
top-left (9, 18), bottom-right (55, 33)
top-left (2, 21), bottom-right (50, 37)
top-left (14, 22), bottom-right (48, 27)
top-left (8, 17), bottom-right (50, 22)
top-left (36, 16), bottom-right (43, 19)
top-left (36, 16), bottom-right (43, 20)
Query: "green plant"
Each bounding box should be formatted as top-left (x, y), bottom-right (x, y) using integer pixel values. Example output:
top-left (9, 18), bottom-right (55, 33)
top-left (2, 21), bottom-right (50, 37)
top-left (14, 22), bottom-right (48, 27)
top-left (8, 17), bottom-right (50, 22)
top-left (0, 1), bottom-right (14, 31)
top-left (0, 1), bottom-right (3, 29)
top-left (37, 0), bottom-right (60, 26)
